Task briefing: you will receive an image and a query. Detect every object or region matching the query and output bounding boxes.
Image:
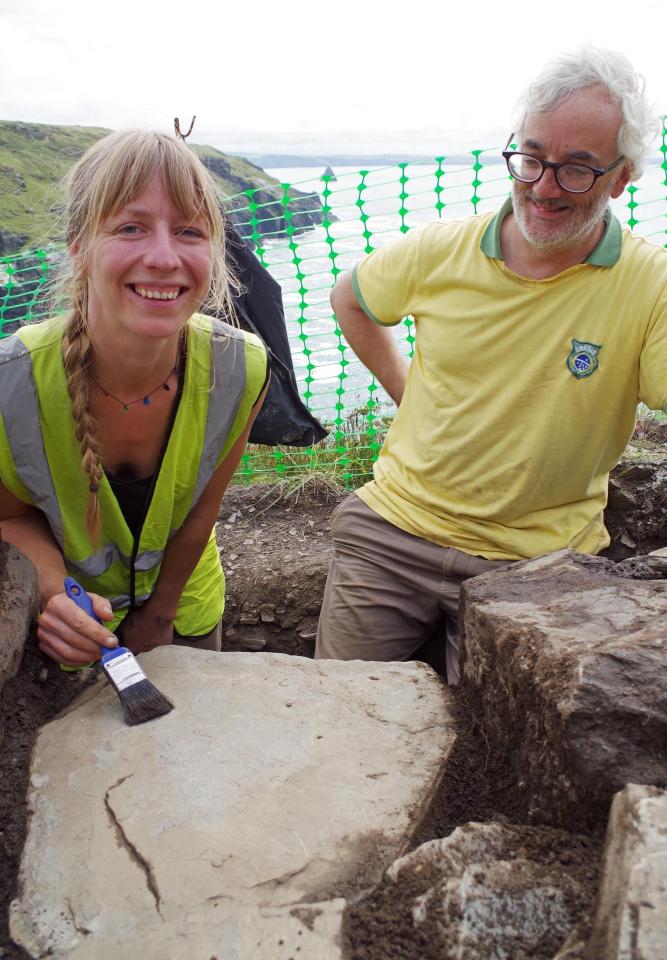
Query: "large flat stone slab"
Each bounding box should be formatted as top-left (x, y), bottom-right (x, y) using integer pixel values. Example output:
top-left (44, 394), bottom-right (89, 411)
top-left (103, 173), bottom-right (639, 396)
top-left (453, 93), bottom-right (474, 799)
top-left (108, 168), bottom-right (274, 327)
top-left (0, 541), bottom-right (37, 693)
top-left (32, 899), bottom-right (347, 960)
top-left (10, 649), bottom-right (455, 958)
top-left (461, 550), bottom-right (667, 827)
top-left (587, 784), bottom-right (667, 960)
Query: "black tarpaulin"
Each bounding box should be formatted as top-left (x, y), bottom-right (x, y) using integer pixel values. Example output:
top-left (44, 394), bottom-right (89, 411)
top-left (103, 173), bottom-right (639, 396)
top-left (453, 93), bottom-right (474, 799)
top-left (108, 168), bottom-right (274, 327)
top-left (226, 226), bottom-right (328, 447)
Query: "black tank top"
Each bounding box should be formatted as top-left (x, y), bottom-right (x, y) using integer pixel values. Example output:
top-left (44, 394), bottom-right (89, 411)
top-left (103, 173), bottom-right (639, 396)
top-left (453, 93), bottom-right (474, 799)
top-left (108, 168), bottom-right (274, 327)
top-left (105, 472), bottom-right (154, 539)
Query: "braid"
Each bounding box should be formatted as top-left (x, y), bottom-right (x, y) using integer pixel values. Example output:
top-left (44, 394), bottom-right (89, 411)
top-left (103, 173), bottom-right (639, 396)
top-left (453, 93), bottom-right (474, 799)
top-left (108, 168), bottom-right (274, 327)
top-left (61, 284), bottom-right (103, 546)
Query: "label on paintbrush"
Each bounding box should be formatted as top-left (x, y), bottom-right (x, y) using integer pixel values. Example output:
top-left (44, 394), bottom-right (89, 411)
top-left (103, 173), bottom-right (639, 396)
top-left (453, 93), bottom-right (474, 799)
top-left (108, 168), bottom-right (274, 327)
top-left (103, 651), bottom-right (147, 691)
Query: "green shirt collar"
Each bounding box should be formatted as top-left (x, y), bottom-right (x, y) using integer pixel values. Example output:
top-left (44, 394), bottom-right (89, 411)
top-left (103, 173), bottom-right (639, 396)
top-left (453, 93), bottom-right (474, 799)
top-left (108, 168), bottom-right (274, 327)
top-left (480, 195), bottom-right (623, 266)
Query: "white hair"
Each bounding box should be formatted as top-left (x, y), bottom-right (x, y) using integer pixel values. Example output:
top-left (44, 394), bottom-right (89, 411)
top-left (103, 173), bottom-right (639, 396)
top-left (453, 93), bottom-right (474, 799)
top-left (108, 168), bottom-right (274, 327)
top-left (515, 45), bottom-right (659, 180)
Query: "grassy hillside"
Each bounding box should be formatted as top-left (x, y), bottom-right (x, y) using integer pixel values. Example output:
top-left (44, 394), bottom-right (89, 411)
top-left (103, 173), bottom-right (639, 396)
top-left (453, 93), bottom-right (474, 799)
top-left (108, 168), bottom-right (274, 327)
top-left (0, 120), bottom-right (291, 255)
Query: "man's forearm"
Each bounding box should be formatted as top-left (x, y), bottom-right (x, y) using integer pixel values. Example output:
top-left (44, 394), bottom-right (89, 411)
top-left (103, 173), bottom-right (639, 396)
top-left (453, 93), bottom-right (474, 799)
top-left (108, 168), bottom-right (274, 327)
top-left (331, 272), bottom-right (408, 406)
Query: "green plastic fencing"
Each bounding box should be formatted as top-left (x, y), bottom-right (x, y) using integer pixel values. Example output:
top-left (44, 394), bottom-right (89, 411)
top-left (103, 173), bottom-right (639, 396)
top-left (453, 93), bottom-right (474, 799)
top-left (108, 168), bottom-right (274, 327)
top-left (2, 130), bottom-right (666, 486)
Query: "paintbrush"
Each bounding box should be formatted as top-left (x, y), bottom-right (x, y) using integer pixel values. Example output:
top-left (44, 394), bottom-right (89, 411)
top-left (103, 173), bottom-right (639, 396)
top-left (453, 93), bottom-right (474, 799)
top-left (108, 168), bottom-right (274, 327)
top-left (64, 577), bottom-right (174, 726)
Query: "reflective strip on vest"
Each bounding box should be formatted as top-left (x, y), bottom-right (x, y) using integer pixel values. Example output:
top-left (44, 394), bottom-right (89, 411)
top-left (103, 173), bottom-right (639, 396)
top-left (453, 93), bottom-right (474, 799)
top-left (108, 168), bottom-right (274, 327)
top-left (1, 342), bottom-right (177, 580)
top-left (1, 318), bottom-right (251, 611)
top-left (0, 337), bottom-right (66, 549)
top-left (110, 593), bottom-right (151, 612)
top-left (191, 328), bottom-right (248, 508)
top-left (68, 544), bottom-right (165, 579)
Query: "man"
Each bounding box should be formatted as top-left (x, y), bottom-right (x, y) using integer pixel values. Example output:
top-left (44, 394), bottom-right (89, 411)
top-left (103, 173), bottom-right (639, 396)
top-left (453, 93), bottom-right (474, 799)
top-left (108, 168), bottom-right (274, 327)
top-left (315, 46), bottom-right (666, 684)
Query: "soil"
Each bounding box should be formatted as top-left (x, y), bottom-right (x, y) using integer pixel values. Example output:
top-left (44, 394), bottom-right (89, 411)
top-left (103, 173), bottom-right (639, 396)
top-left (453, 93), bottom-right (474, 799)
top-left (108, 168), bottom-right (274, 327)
top-left (1, 446), bottom-right (665, 959)
top-left (216, 478), bottom-right (346, 658)
top-left (343, 688), bottom-right (605, 960)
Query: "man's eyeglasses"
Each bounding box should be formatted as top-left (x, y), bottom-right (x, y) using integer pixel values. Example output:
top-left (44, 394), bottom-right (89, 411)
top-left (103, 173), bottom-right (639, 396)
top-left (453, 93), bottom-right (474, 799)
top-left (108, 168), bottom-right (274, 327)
top-left (502, 135), bottom-right (626, 195)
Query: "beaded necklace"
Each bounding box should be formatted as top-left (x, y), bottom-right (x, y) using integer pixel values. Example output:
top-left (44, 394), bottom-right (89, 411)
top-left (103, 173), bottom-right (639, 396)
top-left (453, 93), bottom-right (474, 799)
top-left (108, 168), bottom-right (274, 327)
top-left (91, 357), bottom-right (180, 413)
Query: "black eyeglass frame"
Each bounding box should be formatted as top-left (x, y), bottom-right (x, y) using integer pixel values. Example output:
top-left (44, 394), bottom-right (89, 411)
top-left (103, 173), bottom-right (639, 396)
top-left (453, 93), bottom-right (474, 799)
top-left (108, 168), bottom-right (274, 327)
top-left (501, 135), bottom-right (626, 195)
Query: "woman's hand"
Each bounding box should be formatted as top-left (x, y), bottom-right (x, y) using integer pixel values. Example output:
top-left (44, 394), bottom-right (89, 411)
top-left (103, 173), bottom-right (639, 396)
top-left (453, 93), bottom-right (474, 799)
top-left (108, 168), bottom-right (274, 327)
top-left (37, 591), bottom-right (117, 667)
top-left (117, 603), bottom-right (174, 654)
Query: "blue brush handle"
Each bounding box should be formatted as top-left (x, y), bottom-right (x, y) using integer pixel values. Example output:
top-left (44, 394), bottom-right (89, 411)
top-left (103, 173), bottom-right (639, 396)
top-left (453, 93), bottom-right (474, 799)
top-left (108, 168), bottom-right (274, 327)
top-left (64, 577), bottom-right (124, 664)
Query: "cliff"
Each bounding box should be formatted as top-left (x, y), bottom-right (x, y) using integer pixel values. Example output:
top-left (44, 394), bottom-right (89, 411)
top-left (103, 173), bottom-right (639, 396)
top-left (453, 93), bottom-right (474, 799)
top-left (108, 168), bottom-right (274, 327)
top-left (0, 120), bottom-right (324, 257)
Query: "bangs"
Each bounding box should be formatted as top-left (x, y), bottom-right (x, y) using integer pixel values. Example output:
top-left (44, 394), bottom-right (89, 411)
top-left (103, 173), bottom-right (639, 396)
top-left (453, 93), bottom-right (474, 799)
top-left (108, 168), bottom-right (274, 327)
top-left (75, 133), bottom-right (222, 241)
top-left (160, 145), bottom-right (219, 233)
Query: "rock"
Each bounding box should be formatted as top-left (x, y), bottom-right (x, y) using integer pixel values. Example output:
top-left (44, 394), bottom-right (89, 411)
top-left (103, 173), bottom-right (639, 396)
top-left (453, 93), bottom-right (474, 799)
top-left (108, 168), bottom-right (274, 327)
top-left (238, 631), bottom-right (268, 652)
top-left (10, 649), bottom-right (455, 959)
top-left (633, 419), bottom-right (667, 442)
top-left (0, 541), bottom-right (38, 693)
top-left (461, 550), bottom-right (667, 828)
top-left (0, 230), bottom-right (29, 258)
top-left (386, 822), bottom-right (590, 960)
top-left (615, 548), bottom-right (667, 580)
top-left (604, 461), bottom-right (667, 560)
top-left (587, 784), bottom-right (667, 960)
top-left (607, 478), bottom-right (637, 511)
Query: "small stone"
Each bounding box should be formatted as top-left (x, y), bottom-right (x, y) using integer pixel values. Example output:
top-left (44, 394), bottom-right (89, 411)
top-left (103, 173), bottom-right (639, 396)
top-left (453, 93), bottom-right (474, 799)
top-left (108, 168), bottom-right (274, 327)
top-left (289, 528), bottom-right (297, 536)
top-left (240, 635), bottom-right (267, 652)
top-left (260, 605), bottom-right (275, 623)
top-left (607, 482), bottom-right (637, 511)
top-left (243, 538), bottom-right (255, 546)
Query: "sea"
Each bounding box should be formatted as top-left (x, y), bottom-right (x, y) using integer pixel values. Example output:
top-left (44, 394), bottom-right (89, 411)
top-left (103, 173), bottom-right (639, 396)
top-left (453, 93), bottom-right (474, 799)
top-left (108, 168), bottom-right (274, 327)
top-left (258, 161), bottom-right (665, 423)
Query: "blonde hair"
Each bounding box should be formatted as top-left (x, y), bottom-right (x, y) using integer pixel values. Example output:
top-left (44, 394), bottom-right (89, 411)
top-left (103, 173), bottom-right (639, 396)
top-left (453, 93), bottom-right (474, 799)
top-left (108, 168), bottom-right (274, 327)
top-left (57, 130), bottom-right (236, 542)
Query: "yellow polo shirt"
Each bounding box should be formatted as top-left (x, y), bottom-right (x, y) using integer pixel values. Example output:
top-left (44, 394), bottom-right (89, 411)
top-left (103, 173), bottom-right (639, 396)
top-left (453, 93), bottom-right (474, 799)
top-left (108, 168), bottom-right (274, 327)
top-left (352, 199), bottom-right (667, 560)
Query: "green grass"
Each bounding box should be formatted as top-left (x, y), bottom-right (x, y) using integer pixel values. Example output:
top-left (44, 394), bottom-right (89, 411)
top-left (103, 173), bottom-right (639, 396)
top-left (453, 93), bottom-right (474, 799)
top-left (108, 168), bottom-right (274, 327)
top-left (234, 410), bottom-right (395, 488)
top-left (0, 120), bottom-right (291, 254)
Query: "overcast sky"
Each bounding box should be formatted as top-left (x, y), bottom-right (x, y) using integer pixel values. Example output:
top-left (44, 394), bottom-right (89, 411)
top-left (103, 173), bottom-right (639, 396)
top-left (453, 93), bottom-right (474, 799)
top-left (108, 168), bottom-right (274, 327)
top-left (1, 0), bottom-right (665, 156)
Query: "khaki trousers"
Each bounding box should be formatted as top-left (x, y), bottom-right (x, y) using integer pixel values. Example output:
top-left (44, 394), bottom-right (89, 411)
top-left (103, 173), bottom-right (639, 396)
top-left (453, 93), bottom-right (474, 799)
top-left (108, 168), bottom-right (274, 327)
top-left (173, 621), bottom-right (222, 652)
top-left (315, 494), bottom-right (513, 684)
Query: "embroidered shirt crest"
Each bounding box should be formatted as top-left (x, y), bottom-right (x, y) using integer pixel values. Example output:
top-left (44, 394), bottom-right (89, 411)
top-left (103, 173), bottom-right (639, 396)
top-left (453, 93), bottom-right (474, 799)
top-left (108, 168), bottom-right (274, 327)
top-left (567, 339), bottom-right (601, 379)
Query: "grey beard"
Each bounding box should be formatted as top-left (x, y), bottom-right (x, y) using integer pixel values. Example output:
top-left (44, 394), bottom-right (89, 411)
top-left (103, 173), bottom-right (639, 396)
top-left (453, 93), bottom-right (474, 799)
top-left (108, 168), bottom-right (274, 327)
top-left (512, 184), bottom-right (611, 253)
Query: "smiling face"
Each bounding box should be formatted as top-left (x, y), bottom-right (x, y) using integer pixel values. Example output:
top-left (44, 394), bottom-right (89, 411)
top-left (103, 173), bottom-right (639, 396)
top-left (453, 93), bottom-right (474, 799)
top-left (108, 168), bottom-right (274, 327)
top-left (512, 85), bottom-right (630, 254)
top-left (83, 172), bottom-right (213, 344)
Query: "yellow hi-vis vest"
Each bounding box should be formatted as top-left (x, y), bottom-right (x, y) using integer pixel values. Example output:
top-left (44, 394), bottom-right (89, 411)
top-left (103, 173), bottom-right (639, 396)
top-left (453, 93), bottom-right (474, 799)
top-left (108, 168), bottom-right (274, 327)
top-left (0, 313), bottom-right (267, 635)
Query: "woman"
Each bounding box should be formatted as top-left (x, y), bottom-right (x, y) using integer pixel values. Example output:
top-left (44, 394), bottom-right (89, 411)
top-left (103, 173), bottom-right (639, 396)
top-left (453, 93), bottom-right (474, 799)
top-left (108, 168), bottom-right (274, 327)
top-left (0, 131), bottom-right (268, 666)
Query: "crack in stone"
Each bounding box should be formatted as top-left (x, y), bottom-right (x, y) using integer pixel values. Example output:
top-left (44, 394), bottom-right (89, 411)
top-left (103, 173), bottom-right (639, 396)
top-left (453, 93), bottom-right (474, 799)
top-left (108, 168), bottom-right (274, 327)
top-left (104, 774), bottom-right (163, 918)
top-left (248, 862), bottom-right (309, 890)
top-left (408, 723), bottom-right (449, 735)
top-left (66, 898), bottom-right (91, 936)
